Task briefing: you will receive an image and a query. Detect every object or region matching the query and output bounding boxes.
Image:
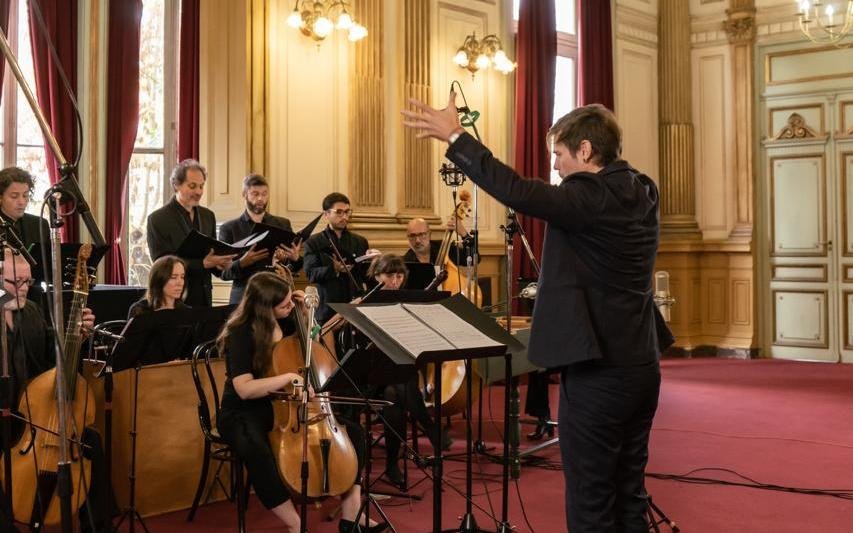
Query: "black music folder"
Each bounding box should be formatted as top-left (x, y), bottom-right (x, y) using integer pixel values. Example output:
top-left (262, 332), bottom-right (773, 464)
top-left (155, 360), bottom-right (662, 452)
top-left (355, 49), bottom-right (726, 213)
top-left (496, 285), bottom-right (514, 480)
top-left (176, 229), bottom-right (263, 259)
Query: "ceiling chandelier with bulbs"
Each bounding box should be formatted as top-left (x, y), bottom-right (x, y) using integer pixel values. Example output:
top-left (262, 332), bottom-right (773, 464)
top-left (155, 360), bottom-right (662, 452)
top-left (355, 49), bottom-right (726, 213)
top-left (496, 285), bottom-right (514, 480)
top-left (452, 32), bottom-right (516, 77)
top-left (795, 0), bottom-right (853, 44)
top-left (286, 0), bottom-right (367, 42)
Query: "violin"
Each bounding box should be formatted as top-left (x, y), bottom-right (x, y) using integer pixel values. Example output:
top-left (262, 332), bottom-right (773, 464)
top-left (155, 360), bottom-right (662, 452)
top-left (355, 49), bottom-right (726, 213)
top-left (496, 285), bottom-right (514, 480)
top-left (267, 265), bottom-right (359, 498)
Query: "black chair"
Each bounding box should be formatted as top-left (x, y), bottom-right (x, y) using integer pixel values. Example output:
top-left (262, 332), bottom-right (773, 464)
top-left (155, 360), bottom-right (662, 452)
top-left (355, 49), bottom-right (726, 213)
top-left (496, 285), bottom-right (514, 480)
top-left (187, 340), bottom-right (247, 532)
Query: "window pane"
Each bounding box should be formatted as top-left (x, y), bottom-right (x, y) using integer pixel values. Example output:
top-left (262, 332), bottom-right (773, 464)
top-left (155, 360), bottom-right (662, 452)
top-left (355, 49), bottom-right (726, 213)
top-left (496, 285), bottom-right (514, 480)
top-left (127, 153), bottom-right (164, 286)
top-left (16, 5), bottom-right (44, 146)
top-left (556, 1), bottom-right (576, 35)
top-left (513, 0), bottom-right (576, 34)
top-left (136, 0), bottom-right (165, 150)
top-left (551, 56), bottom-right (576, 185)
top-left (17, 146), bottom-right (50, 213)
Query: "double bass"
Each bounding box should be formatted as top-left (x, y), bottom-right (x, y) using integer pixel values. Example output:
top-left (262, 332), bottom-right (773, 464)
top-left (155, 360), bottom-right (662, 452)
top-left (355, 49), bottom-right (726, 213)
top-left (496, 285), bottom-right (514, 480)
top-left (267, 266), bottom-right (358, 498)
top-left (420, 191), bottom-right (482, 416)
top-left (3, 244), bottom-right (95, 526)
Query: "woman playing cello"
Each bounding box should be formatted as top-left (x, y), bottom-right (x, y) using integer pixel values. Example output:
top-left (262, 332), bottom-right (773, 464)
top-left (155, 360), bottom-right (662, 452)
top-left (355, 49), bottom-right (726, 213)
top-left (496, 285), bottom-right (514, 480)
top-left (216, 271), bottom-right (386, 532)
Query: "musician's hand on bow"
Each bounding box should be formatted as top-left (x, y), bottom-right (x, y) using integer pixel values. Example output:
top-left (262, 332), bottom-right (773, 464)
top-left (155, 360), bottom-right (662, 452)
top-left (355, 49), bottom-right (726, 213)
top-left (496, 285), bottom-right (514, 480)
top-left (238, 244), bottom-right (269, 268)
top-left (332, 256), bottom-right (352, 274)
top-left (402, 90), bottom-right (464, 142)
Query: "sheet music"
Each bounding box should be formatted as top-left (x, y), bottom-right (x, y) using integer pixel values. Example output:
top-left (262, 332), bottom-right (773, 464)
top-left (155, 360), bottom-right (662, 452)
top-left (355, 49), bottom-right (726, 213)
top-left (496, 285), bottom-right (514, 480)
top-left (355, 305), bottom-right (454, 358)
top-left (402, 303), bottom-right (502, 350)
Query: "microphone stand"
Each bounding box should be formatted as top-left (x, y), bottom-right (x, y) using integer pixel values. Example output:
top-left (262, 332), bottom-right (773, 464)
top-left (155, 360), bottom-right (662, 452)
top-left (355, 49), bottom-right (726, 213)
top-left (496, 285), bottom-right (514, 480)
top-left (0, 25), bottom-right (106, 533)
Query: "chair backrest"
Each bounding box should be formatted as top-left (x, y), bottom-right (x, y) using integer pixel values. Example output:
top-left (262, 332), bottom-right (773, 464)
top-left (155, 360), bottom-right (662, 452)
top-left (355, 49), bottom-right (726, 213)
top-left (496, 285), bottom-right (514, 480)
top-left (190, 339), bottom-right (220, 441)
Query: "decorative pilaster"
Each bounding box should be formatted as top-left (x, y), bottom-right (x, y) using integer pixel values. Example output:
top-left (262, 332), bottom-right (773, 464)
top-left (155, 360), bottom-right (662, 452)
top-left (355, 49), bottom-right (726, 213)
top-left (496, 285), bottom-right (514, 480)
top-left (349, 0), bottom-right (385, 211)
top-left (725, 0), bottom-right (756, 239)
top-left (248, 0), bottom-right (268, 175)
top-left (401, 0), bottom-right (432, 212)
top-left (658, 0), bottom-right (701, 238)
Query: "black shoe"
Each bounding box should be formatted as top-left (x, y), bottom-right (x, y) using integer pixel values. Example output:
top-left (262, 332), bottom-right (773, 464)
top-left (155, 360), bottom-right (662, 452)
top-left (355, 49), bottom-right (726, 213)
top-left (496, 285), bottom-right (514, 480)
top-left (369, 522), bottom-right (390, 533)
top-left (340, 519), bottom-right (362, 533)
top-left (526, 417), bottom-right (555, 441)
top-left (385, 463), bottom-right (405, 489)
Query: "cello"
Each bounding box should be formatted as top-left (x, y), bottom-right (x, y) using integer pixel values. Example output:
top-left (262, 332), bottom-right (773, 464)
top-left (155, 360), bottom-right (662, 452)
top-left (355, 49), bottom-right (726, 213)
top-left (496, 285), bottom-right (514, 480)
top-left (3, 244), bottom-right (95, 527)
top-left (420, 191), bottom-right (482, 416)
top-left (267, 265), bottom-right (359, 498)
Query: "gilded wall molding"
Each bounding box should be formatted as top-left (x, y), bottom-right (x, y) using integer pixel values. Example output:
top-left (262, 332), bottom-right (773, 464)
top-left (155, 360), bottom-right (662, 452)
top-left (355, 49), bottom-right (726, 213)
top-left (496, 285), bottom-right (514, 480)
top-left (348, 0), bottom-right (386, 211)
top-left (772, 113), bottom-right (819, 140)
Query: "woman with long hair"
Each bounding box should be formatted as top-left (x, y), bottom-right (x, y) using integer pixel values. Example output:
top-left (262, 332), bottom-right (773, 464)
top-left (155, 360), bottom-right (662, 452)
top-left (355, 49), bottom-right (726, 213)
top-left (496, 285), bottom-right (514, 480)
top-left (127, 255), bottom-right (188, 318)
top-left (217, 271), bottom-right (385, 532)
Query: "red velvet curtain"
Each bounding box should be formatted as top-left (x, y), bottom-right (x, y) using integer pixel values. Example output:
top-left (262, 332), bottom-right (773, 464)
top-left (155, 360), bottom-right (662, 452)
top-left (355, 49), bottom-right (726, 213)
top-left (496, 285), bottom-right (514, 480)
top-left (512, 0), bottom-right (556, 314)
top-left (104, 0), bottom-right (142, 284)
top-left (577, 0), bottom-right (614, 109)
top-left (0, 0), bottom-right (10, 95)
top-left (28, 0), bottom-right (78, 241)
top-left (178, 0), bottom-right (199, 161)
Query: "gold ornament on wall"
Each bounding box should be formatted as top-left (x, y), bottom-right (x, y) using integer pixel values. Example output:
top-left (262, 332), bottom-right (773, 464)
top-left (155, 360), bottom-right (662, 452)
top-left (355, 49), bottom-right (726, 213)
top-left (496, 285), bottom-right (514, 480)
top-left (286, 0), bottom-right (367, 42)
top-left (773, 113), bottom-right (819, 140)
top-left (452, 33), bottom-right (516, 77)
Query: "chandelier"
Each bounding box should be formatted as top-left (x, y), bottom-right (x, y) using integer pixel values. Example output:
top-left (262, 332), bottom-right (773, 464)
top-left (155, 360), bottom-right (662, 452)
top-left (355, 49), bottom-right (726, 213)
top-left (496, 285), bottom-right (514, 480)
top-left (286, 0), bottom-right (367, 42)
top-left (452, 33), bottom-right (516, 77)
top-left (796, 0), bottom-right (853, 44)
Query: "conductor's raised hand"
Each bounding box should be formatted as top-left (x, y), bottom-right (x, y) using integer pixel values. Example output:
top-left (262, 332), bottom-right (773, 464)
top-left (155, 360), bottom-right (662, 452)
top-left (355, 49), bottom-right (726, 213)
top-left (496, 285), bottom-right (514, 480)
top-left (402, 90), bottom-right (465, 142)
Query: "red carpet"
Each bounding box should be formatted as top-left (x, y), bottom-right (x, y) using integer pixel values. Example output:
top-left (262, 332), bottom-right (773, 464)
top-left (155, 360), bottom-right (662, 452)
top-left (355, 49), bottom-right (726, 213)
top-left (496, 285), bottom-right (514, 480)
top-left (138, 359), bottom-right (853, 532)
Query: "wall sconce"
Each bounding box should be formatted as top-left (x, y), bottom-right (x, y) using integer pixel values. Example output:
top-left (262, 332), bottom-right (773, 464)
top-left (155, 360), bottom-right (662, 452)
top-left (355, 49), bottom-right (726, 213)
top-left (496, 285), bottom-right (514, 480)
top-left (452, 32), bottom-right (516, 77)
top-left (795, 0), bottom-right (852, 44)
top-left (286, 0), bottom-right (368, 42)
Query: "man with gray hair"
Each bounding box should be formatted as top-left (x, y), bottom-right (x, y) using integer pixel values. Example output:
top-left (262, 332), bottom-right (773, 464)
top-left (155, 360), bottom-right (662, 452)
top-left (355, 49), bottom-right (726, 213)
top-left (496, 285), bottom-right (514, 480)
top-left (147, 159), bottom-right (235, 307)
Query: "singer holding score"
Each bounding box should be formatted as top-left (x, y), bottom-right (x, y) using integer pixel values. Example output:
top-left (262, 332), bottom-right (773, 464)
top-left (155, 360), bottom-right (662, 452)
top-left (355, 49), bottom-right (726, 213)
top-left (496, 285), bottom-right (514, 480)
top-left (402, 96), bottom-right (674, 532)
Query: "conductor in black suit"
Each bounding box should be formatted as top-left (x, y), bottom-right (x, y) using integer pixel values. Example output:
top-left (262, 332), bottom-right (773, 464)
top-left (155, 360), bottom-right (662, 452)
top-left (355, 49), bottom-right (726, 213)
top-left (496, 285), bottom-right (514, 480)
top-left (404, 97), bottom-right (674, 532)
top-left (146, 159), bottom-right (236, 307)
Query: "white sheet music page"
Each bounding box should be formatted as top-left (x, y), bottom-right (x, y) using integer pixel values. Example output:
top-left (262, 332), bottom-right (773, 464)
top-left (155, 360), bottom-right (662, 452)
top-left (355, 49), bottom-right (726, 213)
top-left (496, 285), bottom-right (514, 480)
top-left (355, 305), bottom-right (454, 358)
top-left (402, 303), bottom-right (502, 350)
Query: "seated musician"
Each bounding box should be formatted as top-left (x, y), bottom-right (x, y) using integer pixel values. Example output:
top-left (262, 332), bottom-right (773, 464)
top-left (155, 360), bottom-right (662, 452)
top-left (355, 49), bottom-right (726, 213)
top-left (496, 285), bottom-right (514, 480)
top-left (127, 255), bottom-right (188, 319)
top-left (365, 253), bottom-right (451, 489)
top-left (403, 216), bottom-right (478, 268)
top-left (216, 271), bottom-right (387, 533)
top-left (2, 247), bottom-right (113, 531)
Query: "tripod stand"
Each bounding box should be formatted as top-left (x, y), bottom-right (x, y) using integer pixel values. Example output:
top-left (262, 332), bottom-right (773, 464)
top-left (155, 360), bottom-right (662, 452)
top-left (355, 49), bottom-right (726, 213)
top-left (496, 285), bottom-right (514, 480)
top-left (646, 495), bottom-right (679, 532)
top-left (111, 366), bottom-right (147, 533)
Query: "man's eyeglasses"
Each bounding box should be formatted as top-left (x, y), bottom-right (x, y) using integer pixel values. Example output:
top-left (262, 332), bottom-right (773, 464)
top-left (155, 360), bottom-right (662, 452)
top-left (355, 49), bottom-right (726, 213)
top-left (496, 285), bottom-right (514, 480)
top-left (4, 278), bottom-right (34, 289)
top-left (407, 231), bottom-right (429, 240)
top-left (327, 208), bottom-right (353, 217)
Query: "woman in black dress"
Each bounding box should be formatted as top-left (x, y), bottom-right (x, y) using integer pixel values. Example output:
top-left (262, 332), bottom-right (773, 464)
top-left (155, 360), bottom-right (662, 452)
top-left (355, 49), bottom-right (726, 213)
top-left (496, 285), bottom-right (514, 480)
top-left (217, 271), bottom-right (385, 532)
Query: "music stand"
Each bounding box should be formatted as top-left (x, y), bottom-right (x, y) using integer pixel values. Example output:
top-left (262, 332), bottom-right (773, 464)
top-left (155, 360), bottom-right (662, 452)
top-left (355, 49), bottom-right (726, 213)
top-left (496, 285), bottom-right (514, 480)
top-left (109, 309), bottom-right (202, 533)
top-left (330, 294), bottom-right (522, 533)
top-left (403, 263), bottom-right (438, 290)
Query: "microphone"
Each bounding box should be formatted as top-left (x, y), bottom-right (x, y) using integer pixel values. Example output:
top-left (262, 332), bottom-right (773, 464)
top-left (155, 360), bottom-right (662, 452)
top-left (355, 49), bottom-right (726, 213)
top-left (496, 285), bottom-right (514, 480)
top-left (519, 282), bottom-right (537, 299)
top-left (304, 285), bottom-right (320, 309)
top-left (653, 271), bottom-right (675, 323)
top-left (91, 329), bottom-right (124, 342)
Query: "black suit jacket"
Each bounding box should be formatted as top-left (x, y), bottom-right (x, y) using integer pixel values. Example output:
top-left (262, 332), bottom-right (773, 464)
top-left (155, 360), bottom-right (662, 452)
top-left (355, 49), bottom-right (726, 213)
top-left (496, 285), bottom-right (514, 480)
top-left (303, 227), bottom-right (369, 323)
top-left (447, 132), bottom-right (673, 369)
top-left (1, 211), bottom-right (51, 281)
top-left (219, 211), bottom-right (303, 304)
top-left (146, 197), bottom-right (218, 307)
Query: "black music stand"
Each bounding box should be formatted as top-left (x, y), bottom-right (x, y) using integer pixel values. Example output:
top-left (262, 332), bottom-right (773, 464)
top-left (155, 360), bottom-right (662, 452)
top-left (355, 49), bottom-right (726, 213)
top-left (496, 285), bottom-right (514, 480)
top-left (330, 294), bottom-right (522, 533)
